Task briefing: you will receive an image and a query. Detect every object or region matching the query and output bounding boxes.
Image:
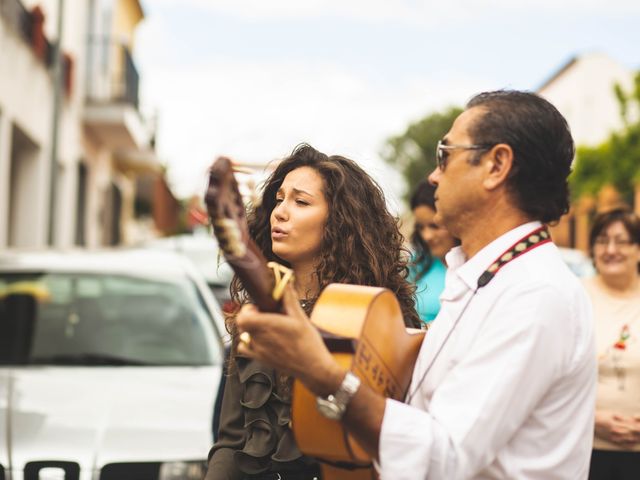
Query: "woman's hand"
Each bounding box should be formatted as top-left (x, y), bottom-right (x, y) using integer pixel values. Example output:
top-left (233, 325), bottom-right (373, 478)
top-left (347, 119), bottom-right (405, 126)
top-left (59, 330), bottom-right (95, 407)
top-left (595, 410), bottom-right (640, 448)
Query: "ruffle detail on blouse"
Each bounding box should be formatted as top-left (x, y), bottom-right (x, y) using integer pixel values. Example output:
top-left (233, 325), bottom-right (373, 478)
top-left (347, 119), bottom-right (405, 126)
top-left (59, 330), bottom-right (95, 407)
top-left (234, 358), bottom-right (304, 474)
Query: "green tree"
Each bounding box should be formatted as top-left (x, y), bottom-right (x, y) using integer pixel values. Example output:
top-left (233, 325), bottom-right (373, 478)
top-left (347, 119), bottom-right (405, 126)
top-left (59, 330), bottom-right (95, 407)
top-left (570, 72), bottom-right (640, 205)
top-left (381, 106), bottom-right (462, 201)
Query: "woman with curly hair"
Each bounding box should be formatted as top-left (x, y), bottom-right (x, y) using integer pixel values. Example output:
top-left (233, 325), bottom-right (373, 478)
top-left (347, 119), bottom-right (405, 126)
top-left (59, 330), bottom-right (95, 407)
top-left (206, 144), bottom-right (419, 480)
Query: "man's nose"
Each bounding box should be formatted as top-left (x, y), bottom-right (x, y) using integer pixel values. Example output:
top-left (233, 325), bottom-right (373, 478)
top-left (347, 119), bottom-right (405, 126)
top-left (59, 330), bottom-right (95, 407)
top-left (427, 167), bottom-right (440, 186)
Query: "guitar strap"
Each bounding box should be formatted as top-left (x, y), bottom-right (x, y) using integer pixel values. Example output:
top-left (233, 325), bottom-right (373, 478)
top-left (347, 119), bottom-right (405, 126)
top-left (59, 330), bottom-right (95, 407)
top-left (405, 225), bottom-right (551, 403)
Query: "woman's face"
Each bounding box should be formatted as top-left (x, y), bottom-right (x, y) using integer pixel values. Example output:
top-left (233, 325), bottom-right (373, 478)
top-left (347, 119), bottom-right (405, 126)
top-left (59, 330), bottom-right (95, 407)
top-left (414, 205), bottom-right (457, 259)
top-left (592, 220), bottom-right (640, 280)
top-left (270, 167), bottom-right (329, 267)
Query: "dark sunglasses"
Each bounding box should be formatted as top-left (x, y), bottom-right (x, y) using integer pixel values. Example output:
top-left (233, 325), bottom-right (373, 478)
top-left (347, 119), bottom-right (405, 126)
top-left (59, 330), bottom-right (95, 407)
top-left (435, 141), bottom-right (494, 171)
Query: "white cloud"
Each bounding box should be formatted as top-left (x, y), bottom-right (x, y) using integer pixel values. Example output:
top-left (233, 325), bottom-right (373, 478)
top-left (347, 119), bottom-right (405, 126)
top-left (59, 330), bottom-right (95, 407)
top-left (148, 0), bottom-right (442, 24)
top-left (147, 0), bottom-right (640, 25)
top-left (139, 56), bottom-right (490, 209)
top-left (136, 0), bottom-right (638, 210)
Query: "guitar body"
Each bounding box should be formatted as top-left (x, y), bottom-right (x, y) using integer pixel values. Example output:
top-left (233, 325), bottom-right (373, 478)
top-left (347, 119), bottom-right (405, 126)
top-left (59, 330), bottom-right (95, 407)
top-left (291, 284), bottom-right (425, 478)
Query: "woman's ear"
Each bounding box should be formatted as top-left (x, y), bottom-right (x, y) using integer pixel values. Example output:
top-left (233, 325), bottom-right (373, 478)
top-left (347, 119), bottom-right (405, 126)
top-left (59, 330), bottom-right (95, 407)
top-left (482, 143), bottom-right (513, 191)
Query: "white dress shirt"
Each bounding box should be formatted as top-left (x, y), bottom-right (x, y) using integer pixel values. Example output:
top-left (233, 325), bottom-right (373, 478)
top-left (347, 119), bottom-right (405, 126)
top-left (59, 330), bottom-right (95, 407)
top-left (378, 222), bottom-right (596, 479)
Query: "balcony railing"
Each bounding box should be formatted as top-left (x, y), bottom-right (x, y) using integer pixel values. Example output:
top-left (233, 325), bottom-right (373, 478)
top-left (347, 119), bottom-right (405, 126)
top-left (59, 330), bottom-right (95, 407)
top-left (86, 36), bottom-right (140, 109)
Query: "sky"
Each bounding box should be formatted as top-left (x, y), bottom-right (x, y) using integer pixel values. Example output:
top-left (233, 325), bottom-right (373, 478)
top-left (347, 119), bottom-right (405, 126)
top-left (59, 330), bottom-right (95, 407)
top-left (135, 0), bottom-right (640, 213)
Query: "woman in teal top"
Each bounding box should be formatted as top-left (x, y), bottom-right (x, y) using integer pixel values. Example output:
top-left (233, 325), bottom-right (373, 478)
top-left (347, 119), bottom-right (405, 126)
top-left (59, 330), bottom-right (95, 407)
top-left (408, 180), bottom-right (458, 324)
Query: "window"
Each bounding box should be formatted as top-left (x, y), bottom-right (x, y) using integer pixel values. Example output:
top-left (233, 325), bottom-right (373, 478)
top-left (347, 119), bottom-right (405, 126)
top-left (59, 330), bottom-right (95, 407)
top-left (0, 272), bottom-right (218, 366)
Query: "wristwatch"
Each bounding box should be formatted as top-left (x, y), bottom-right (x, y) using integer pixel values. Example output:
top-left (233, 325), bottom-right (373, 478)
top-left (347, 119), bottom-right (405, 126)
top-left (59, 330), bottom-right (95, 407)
top-left (316, 371), bottom-right (361, 421)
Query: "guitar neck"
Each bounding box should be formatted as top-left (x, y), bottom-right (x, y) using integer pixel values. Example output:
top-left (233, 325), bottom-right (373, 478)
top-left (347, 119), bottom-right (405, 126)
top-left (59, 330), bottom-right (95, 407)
top-left (226, 240), bottom-right (282, 313)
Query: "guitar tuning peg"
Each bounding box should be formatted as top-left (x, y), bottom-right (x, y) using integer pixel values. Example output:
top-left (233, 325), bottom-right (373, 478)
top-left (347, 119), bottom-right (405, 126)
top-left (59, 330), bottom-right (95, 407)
top-left (232, 165), bottom-right (255, 175)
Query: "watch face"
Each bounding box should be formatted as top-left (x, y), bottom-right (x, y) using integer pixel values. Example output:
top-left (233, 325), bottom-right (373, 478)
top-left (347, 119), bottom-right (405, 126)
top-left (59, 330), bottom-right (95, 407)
top-left (316, 397), bottom-right (344, 421)
top-left (315, 372), bottom-right (360, 421)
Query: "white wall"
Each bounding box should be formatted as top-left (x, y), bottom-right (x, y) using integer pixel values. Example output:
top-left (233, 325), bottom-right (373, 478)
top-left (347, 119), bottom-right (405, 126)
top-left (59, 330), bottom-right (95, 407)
top-left (539, 53), bottom-right (635, 148)
top-left (8, 128), bottom-right (43, 247)
top-left (31, 0), bottom-right (90, 247)
top-left (8, 0), bottom-right (97, 248)
top-left (0, 12), bottom-right (54, 248)
top-left (0, 109), bottom-right (10, 246)
top-left (1, 0), bottom-right (152, 248)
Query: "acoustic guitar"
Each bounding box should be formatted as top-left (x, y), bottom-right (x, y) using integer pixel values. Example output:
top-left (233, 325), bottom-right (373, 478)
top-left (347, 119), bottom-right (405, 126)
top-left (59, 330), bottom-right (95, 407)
top-left (205, 157), bottom-right (425, 479)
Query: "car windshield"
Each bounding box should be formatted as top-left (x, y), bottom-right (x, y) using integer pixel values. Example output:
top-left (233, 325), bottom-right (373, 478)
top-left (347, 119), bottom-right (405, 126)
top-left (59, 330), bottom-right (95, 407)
top-left (0, 272), bottom-right (218, 366)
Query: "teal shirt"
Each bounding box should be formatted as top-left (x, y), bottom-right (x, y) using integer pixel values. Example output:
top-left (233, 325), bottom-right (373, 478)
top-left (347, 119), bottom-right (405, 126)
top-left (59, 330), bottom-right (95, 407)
top-left (409, 257), bottom-right (447, 324)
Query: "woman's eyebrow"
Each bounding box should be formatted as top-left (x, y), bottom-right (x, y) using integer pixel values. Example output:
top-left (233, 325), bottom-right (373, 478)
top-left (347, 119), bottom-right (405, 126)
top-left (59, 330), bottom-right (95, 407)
top-left (276, 186), bottom-right (316, 198)
top-left (292, 187), bottom-right (313, 196)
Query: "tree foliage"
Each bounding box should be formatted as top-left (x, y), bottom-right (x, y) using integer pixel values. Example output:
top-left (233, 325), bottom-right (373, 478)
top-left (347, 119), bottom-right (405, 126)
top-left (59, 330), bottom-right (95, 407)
top-left (570, 72), bottom-right (640, 204)
top-left (381, 106), bottom-right (462, 202)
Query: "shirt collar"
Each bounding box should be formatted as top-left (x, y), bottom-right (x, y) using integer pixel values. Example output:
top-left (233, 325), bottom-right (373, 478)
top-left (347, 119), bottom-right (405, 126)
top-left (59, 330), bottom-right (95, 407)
top-left (445, 221), bottom-right (543, 291)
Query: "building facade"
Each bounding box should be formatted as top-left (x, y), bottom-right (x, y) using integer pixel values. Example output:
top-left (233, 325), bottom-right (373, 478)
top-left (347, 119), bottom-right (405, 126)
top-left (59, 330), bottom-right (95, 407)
top-left (0, 0), bottom-right (164, 249)
top-left (538, 52), bottom-right (639, 249)
top-left (538, 52), bottom-right (637, 148)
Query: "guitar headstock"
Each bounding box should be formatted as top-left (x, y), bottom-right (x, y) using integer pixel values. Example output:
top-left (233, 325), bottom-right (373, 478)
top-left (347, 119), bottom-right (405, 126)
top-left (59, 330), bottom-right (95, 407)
top-left (205, 157), bottom-right (248, 259)
top-left (204, 156), bottom-right (281, 313)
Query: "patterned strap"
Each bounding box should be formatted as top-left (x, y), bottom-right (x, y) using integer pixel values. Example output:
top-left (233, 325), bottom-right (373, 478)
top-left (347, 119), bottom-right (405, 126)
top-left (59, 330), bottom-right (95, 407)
top-left (477, 226), bottom-right (551, 288)
top-left (405, 225), bottom-right (553, 404)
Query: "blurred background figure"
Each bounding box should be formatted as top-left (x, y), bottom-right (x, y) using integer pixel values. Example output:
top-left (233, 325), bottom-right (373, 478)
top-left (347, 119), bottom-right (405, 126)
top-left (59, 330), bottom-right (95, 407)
top-left (408, 180), bottom-right (458, 324)
top-left (583, 207), bottom-right (640, 479)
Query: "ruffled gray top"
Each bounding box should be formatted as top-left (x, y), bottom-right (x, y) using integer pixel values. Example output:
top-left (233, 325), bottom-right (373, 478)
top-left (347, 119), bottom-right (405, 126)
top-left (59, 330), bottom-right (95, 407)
top-left (206, 355), bottom-right (317, 479)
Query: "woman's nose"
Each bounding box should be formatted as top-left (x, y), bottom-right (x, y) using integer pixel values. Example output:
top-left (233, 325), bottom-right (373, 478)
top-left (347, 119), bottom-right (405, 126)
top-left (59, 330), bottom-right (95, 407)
top-left (273, 201), bottom-right (288, 221)
top-left (422, 228), bottom-right (435, 242)
top-left (605, 241), bottom-right (618, 254)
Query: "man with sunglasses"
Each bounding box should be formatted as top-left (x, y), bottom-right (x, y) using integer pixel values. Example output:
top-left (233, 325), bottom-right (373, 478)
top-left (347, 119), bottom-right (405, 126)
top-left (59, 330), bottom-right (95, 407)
top-left (235, 90), bottom-right (596, 479)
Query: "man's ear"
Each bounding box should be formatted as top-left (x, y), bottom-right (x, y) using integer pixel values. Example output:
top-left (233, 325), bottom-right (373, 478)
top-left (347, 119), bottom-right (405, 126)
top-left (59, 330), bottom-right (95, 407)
top-left (483, 144), bottom-right (513, 191)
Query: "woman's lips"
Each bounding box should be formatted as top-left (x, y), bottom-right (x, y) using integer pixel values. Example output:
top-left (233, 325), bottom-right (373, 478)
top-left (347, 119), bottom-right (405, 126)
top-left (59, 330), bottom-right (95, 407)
top-left (271, 228), bottom-right (288, 240)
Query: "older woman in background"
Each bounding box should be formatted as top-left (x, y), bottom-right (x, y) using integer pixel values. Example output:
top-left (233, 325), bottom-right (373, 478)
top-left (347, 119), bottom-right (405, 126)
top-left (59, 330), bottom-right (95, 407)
top-left (583, 207), bottom-right (640, 480)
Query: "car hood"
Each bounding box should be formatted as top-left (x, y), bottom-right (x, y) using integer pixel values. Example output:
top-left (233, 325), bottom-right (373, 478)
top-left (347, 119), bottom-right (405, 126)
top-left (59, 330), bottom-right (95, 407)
top-left (0, 366), bottom-right (221, 471)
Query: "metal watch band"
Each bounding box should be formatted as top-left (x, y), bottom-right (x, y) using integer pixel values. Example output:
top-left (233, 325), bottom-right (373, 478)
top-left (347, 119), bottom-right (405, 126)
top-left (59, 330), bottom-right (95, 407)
top-left (316, 371), bottom-right (361, 420)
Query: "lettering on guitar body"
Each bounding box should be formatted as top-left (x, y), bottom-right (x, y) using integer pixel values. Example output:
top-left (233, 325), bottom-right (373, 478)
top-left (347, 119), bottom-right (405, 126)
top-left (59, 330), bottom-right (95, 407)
top-left (354, 335), bottom-right (402, 399)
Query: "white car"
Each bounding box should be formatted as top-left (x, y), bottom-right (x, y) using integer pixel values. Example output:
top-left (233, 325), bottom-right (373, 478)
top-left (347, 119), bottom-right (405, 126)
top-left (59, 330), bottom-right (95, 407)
top-left (141, 234), bottom-right (235, 311)
top-left (0, 249), bottom-right (227, 480)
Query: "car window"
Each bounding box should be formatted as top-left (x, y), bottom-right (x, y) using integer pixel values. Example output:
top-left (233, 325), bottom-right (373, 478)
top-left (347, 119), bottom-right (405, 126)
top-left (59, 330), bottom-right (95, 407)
top-left (0, 272), bottom-right (219, 366)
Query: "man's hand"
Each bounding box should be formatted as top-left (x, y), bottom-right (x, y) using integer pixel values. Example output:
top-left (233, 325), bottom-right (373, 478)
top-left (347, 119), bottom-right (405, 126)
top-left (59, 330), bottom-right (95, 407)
top-left (595, 410), bottom-right (640, 448)
top-left (237, 284), bottom-right (387, 459)
top-left (236, 285), bottom-right (345, 396)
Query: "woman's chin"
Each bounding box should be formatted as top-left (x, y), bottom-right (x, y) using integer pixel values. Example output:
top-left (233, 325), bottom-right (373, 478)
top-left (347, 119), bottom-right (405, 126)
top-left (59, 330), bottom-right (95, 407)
top-left (599, 265), bottom-right (632, 279)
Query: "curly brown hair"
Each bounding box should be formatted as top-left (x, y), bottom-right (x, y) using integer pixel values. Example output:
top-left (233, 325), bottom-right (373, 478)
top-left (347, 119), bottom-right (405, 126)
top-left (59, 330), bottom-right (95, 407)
top-left (228, 143), bottom-right (420, 334)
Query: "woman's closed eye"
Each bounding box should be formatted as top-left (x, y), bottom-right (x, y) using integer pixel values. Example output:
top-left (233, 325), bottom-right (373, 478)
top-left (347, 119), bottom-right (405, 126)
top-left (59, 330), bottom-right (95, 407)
top-left (274, 196), bottom-right (309, 206)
